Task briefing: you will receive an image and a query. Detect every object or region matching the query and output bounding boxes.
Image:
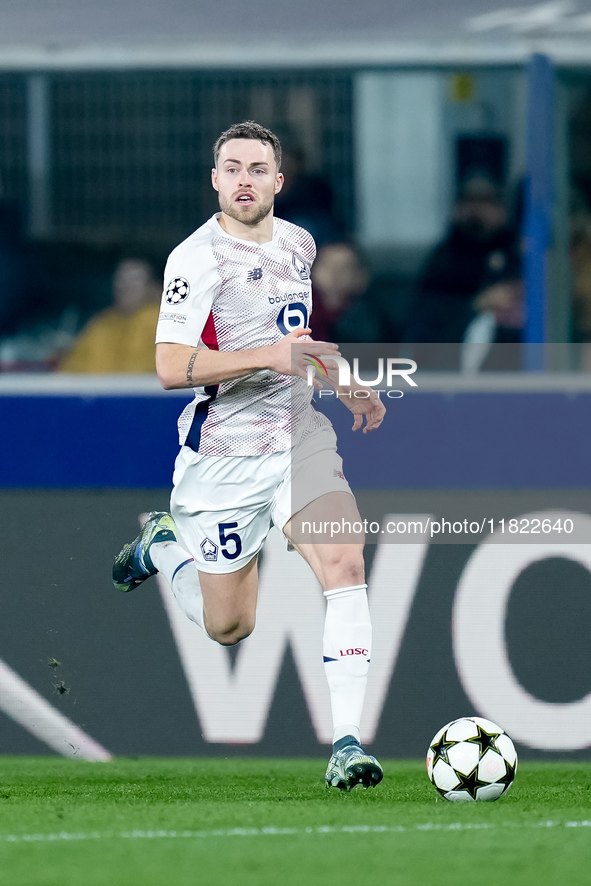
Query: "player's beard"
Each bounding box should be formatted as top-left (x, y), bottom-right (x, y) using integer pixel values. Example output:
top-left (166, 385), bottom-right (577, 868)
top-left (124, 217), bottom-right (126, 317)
top-left (219, 193), bottom-right (275, 227)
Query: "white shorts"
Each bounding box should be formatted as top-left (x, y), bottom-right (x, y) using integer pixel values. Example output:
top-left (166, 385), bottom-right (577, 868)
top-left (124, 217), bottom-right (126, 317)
top-left (170, 424), bottom-right (353, 574)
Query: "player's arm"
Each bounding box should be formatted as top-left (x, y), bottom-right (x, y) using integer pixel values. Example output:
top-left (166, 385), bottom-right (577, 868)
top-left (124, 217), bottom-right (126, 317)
top-left (156, 328), bottom-right (339, 389)
top-left (342, 385), bottom-right (386, 434)
top-left (320, 363), bottom-right (386, 434)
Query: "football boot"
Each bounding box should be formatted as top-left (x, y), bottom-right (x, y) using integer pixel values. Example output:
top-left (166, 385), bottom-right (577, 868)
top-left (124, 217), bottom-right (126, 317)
top-left (113, 511), bottom-right (177, 592)
top-left (325, 737), bottom-right (384, 791)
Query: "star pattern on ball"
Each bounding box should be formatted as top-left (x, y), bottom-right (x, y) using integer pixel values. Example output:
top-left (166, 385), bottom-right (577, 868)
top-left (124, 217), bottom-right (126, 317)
top-left (427, 718), bottom-right (517, 802)
top-left (465, 724), bottom-right (499, 756)
top-left (453, 765), bottom-right (489, 801)
top-left (430, 733), bottom-right (455, 767)
top-left (496, 758), bottom-right (517, 791)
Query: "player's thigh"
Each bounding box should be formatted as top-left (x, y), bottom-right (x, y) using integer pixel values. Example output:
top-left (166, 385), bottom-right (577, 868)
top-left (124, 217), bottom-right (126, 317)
top-left (198, 555), bottom-right (259, 642)
top-left (170, 446), bottom-right (279, 639)
top-left (272, 423), bottom-right (355, 543)
top-left (284, 491), bottom-right (366, 590)
top-left (170, 444), bottom-right (276, 573)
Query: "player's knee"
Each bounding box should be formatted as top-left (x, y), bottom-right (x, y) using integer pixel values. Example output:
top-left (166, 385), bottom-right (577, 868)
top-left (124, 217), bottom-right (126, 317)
top-left (207, 616), bottom-right (255, 646)
top-left (320, 547), bottom-right (365, 589)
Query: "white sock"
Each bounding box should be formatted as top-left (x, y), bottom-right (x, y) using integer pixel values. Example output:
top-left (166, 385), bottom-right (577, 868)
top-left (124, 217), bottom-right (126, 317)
top-left (150, 541), bottom-right (206, 632)
top-left (323, 584), bottom-right (372, 746)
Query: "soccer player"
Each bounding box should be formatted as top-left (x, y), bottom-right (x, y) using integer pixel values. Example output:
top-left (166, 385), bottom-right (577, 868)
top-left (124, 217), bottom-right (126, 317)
top-left (113, 121), bottom-right (386, 791)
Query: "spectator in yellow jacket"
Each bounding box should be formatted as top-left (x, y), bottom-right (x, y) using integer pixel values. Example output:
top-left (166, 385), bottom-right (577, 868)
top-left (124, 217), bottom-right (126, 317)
top-left (59, 257), bottom-right (161, 373)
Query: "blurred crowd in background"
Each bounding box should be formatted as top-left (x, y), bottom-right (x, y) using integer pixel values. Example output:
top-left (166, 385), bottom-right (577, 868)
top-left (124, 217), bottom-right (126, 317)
top-left (1, 97), bottom-right (591, 373)
top-left (0, 160), bottom-right (525, 374)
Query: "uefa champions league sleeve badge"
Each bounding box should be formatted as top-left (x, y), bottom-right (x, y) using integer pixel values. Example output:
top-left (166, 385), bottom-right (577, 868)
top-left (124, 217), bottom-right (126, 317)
top-left (165, 277), bottom-right (191, 305)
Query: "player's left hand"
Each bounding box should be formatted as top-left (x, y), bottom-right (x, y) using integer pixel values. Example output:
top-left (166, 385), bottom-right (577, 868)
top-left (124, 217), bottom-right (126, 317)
top-left (344, 389), bottom-right (386, 433)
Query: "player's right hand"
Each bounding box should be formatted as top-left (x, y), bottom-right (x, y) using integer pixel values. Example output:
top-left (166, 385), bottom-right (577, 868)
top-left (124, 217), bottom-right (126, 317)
top-left (265, 328), bottom-right (339, 386)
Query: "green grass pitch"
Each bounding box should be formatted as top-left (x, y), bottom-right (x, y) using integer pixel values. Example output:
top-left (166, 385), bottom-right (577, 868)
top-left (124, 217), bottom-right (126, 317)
top-left (0, 758), bottom-right (590, 886)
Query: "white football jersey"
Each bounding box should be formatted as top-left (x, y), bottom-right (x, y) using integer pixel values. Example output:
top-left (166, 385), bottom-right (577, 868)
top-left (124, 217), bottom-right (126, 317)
top-left (156, 213), bottom-right (329, 456)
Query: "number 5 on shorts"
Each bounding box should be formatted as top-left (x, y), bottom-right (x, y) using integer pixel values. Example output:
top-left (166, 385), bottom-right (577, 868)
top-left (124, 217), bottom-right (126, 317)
top-left (218, 522), bottom-right (242, 560)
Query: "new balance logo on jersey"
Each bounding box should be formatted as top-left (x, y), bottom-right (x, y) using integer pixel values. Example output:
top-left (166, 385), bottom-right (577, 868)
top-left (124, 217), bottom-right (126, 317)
top-left (247, 267), bottom-right (263, 282)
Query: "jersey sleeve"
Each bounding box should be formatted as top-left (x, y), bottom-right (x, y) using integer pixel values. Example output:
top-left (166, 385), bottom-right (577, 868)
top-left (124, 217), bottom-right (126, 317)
top-left (302, 229), bottom-right (317, 267)
top-left (155, 240), bottom-right (221, 346)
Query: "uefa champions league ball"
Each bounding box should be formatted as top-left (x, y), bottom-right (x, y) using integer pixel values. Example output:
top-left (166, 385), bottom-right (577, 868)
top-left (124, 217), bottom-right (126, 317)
top-left (426, 716), bottom-right (517, 802)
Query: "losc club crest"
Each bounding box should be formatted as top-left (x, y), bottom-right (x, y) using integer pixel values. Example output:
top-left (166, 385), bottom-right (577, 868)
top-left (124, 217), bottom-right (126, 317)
top-left (165, 277), bottom-right (190, 305)
top-left (292, 253), bottom-right (310, 281)
top-left (200, 537), bottom-right (218, 562)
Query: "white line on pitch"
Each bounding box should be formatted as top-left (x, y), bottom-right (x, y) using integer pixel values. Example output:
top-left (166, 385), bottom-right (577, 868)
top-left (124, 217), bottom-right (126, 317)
top-left (1, 820), bottom-right (591, 844)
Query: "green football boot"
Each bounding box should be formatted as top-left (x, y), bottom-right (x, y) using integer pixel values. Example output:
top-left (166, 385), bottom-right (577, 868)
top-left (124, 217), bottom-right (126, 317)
top-left (325, 737), bottom-right (384, 791)
top-left (112, 511), bottom-right (177, 592)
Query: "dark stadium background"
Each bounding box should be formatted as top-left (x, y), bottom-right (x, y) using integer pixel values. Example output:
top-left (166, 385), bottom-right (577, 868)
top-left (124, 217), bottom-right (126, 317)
top-left (1, 0), bottom-right (591, 761)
